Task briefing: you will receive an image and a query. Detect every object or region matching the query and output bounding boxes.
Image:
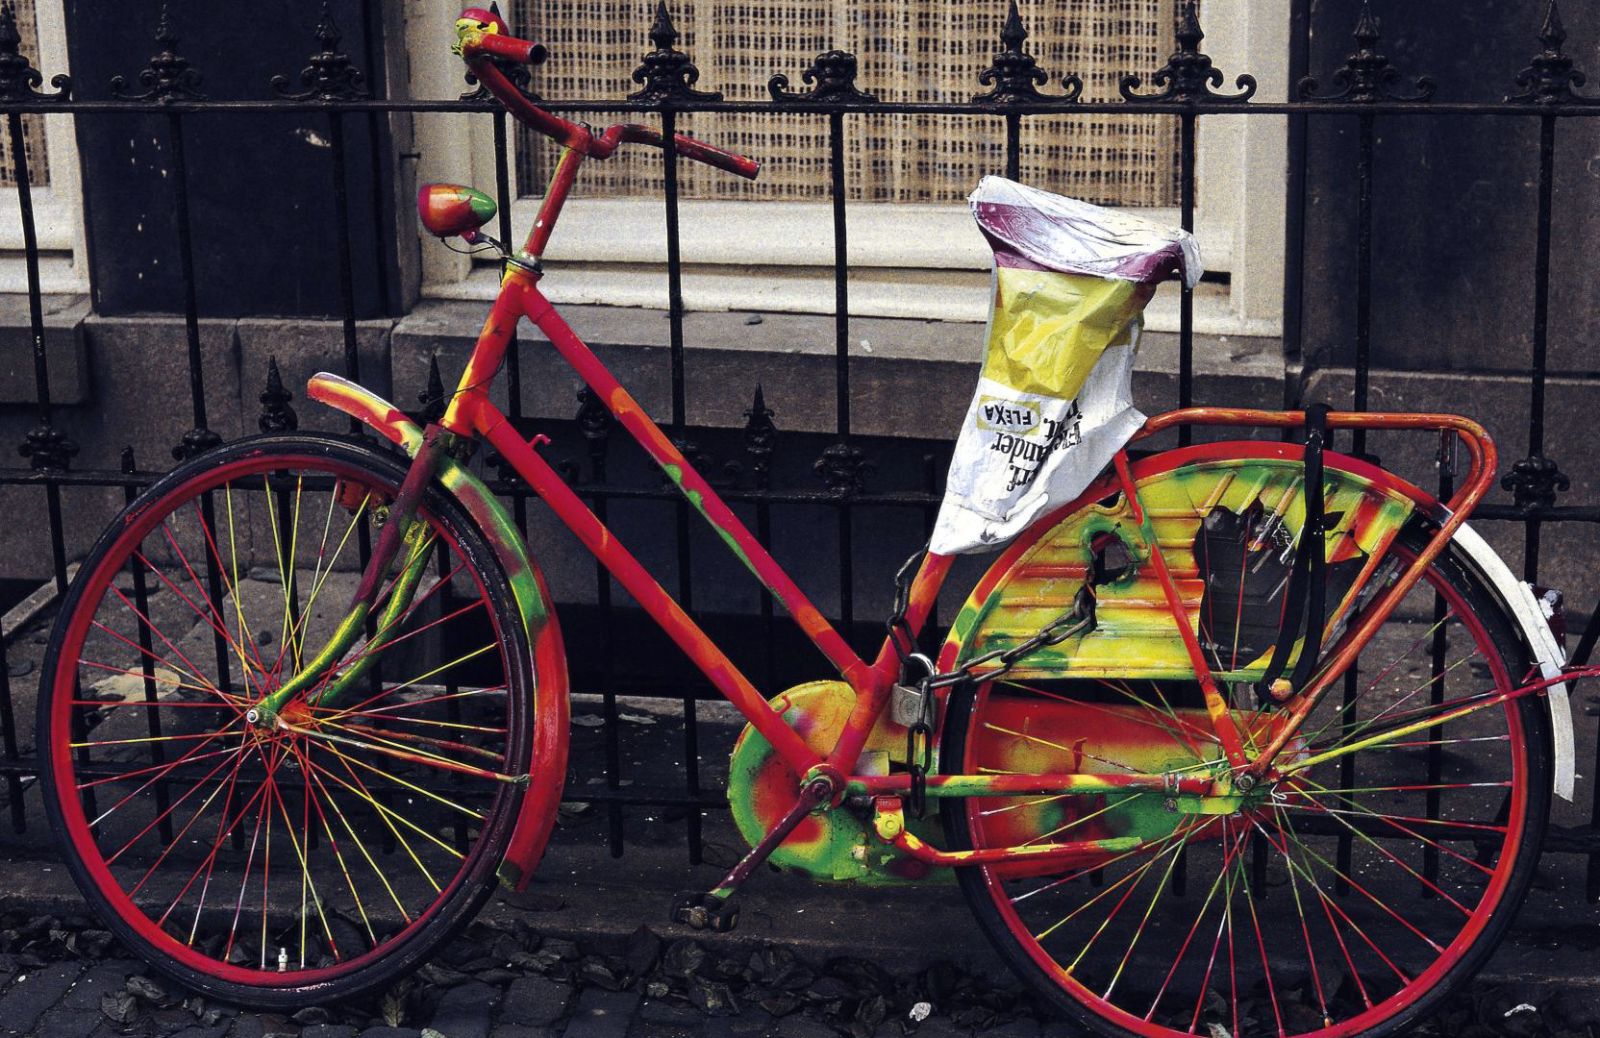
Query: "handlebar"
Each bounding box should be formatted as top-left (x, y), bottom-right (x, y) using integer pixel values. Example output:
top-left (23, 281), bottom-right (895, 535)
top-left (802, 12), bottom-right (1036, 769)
top-left (459, 28), bottom-right (760, 182)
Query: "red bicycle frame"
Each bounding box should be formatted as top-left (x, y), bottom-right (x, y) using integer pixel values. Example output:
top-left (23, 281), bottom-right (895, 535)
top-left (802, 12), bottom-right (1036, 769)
top-left (296, 31), bottom-right (1534, 864)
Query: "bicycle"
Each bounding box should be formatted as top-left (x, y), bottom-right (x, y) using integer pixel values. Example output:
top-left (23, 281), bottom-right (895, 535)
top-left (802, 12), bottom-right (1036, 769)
top-left (37, 9), bottom-right (1586, 1038)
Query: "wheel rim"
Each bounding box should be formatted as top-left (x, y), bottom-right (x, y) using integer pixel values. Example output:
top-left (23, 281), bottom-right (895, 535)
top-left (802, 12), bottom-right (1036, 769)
top-left (47, 450), bottom-right (527, 988)
top-left (960, 539), bottom-right (1532, 1038)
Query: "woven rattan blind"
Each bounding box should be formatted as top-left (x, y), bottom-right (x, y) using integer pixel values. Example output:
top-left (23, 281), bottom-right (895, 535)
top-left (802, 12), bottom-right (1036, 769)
top-left (513, 0), bottom-right (1180, 206)
top-left (0, 0), bottom-right (49, 188)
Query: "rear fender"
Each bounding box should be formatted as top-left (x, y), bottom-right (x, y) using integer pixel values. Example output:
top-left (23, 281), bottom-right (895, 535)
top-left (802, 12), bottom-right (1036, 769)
top-left (939, 442), bottom-right (1576, 802)
top-left (307, 372), bottom-right (570, 886)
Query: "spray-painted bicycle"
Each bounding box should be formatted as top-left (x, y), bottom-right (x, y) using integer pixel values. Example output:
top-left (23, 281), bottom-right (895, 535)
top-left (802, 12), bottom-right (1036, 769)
top-left (39, 10), bottom-right (1588, 1037)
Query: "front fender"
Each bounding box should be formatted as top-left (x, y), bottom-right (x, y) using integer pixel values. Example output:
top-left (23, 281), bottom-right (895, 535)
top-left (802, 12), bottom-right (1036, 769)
top-left (307, 372), bottom-right (570, 886)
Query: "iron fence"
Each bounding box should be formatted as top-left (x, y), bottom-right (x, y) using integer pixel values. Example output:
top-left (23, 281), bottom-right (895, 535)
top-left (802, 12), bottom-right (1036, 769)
top-left (1, 0), bottom-right (1600, 886)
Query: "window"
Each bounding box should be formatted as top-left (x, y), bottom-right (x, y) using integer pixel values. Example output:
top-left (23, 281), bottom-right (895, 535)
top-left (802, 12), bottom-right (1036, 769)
top-left (412, 1), bottom-right (1287, 337)
top-left (0, 0), bottom-right (84, 293)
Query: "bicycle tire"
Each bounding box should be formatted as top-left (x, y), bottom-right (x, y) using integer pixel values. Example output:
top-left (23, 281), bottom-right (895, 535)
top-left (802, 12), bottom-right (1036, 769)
top-left (39, 433), bottom-right (557, 1009)
top-left (940, 521), bottom-right (1550, 1038)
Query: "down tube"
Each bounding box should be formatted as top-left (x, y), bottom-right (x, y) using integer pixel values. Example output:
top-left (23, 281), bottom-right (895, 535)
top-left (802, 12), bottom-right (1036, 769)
top-left (478, 411), bottom-right (822, 774)
top-left (527, 298), bottom-right (874, 692)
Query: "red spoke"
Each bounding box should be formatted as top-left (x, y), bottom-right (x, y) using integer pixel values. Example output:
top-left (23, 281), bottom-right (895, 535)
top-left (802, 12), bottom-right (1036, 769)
top-left (1145, 820), bottom-right (1249, 1023)
top-left (143, 537), bottom-right (265, 683)
top-left (76, 742), bottom-right (243, 792)
top-left (186, 497), bottom-right (276, 681)
top-left (224, 743), bottom-right (283, 964)
top-left (156, 757), bottom-right (266, 930)
top-left (107, 742), bottom-right (248, 867)
top-left (128, 744), bottom-right (253, 896)
top-left (89, 618), bottom-right (239, 706)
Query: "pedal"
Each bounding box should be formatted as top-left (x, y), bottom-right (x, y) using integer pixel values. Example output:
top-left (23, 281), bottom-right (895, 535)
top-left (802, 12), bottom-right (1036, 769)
top-left (669, 890), bottom-right (739, 932)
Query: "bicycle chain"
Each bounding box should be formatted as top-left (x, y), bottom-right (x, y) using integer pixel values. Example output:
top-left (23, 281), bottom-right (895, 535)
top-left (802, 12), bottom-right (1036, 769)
top-left (885, 546), bottom-right (1098, 817)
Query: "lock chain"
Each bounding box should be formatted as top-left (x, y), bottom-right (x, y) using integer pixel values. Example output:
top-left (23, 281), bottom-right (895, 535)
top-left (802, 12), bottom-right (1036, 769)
top-left (884, 546), bottom-right (1098, 817)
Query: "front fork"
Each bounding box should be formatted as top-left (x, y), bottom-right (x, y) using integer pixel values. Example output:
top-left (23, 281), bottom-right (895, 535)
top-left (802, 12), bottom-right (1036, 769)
top-left (250, 426), bottom-right (454, 724)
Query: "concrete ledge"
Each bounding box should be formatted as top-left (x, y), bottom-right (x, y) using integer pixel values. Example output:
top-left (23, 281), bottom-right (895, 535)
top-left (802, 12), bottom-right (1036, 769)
top-left (0, 293), bottom-right (90, 406)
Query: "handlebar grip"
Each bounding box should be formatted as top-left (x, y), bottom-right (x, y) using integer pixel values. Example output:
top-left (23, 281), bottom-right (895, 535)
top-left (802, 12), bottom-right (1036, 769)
top-left (672, 134), bottom-right (761, 181)
top-left (463, 31), bottom-right (549, 66)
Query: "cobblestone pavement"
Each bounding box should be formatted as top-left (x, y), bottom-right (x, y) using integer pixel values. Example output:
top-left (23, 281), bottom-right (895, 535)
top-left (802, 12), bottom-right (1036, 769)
top-left (0, 908), bottom-right (1596, 1038)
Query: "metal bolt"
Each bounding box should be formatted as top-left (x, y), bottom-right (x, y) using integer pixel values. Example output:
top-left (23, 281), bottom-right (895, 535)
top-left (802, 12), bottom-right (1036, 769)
top-left (1163, 798), bottom-right (1178, 813)
top-left (1234, 773), bottom-right (1257, 793)
top-left (246, 708), bottom-right (261, 725)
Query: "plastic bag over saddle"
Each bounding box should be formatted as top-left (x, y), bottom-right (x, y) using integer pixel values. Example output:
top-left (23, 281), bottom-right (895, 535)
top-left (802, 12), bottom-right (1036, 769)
top-left (930, 177), bottom-right (1202, 555)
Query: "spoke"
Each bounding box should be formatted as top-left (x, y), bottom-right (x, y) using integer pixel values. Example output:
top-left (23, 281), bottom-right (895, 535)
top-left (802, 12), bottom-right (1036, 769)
top-left (298, 588), bottom-right (480, 691)
top-left (1252, 812), bottom-right (1408, 993)
top-left (1236, 831), bottom-right (1286, 1038)
top-left (127, 744), bottom-right (251, 896)
top-left (1144, 820), bottom-right (1250, 1023)
top-left (294, 739), bottom-right (409, 929)
top-left (185, 496), bottom-right (276, 684)
top-left (1033, 825), bottom-right (1193, 946)
top-left (320, 739), bottom-right (483, 821)
top-left (331, 720), bottom-right (505, 763)
top-left (224, 743), bottom-right (280, 964)
top-left (156, 757), bottom-right (267, 931)
top-left (262, 753), bottom-right (340, 964)
top-left (76, 742), bottom-right (242, 792)
top-left (1288, 777), bottom-right (1500, 878)
top-left (281, 719), bottom-right (517, 787)
top-left (305, 745), bottom-right (453, 889)
top-left (318, 643), bottom-right (498, 721)
top-left (317, 685), bottom-right (506, 719)
top-left (140, 541), bottom-right (268, 687)
top-left (1098, 817), bottom-right (1198, 1001)
top-left (1017, 792), bottom-right (1148, 848)
top-left (92, 609), bottom-right (237, 706)
top-left (279, 488), bottom-right (370, 668)
top-left (223, 483), bottom-right (270, 696)
top-left (1264, 805), bottom-right (1331, 1027)
top-left (90, 728), bottom-right (242, 831)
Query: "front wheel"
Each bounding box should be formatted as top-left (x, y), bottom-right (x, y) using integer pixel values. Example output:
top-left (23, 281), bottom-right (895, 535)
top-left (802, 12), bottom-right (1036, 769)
top-left (40, 434), bottom-right (559, 1009)
top-left (941, 526), bottom-right (1550, 1038)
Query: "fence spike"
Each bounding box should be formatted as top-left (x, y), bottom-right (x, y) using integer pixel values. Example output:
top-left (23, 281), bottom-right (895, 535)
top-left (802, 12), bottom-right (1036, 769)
top-left (1120, 0), bottom-right (1253, 104)
top-left (271, 0), bottom-right (367, 101)
top-left (111, 2), bottom-right (206, 102)
top-left (0, 1), bottom-right (69, 102)
top-left (1300, 0), bottom-right (1434, 103)
top-left (628, 0), bottom-right (721, 103)
top-left (1508, 0), bottom-right (1598, 105)
top-left (259, 356), bottom-right (299, 433)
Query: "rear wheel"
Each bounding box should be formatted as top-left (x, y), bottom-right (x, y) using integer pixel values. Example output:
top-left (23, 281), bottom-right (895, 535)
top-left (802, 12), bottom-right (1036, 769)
top-left (941, 525), bottom-right (1549, 1038)
top-left (40, 434), bottom-right (551, 1008)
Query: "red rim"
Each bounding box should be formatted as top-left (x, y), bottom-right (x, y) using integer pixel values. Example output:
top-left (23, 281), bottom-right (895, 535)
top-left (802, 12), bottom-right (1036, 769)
top-left (954, 457), bottom-right (1531, 1038)
top-left (47, 450), bottom-right (525, 989)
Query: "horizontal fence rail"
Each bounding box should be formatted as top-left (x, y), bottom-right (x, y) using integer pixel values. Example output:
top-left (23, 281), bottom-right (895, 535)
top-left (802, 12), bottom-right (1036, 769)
top-left (0, 0), bottom-right (1599, 886)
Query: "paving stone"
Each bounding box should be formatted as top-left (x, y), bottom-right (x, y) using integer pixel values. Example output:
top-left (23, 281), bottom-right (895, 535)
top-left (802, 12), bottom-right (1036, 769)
top-left (770, 1015), bottom-right (836, 1038)
top-left (430, 980), bottom-right (502, 1038)
top-left (0, 960), bottom-right (85, 1037)
top-left (704, 1009), bottom-right (774, 1037)
top-left (31, 1005), bottom-right (107, 1038)
top-left (302, 1026), bottom-right (360, 1038)
top-left (560, 988), bottom-right (640, 1038)
top-left (627, 1022), bottom-right (699, 1038)
top-left (636, 998), bottom-right (700, 1026)
top-left (59, 959), bottom-right (140, 1011)
top-left (165, 1026), bottom-right (232, 1038)
top-left (489, 1027), bottom-right (558, 1038)
top-left (986, 1018), bottom-right (1042, 1038)
top-left (358, 1029), bottom-right (424, 1038)
top-left (500, 975), bottom-right (572, 1028)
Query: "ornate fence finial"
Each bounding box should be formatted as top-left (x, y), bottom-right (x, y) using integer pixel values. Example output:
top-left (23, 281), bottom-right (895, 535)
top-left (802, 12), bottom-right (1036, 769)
top-left (418, 355), bottom-right (448, 425)
top-left (769, 50), bottom-right (877, 104)
top-left (111, 4), bottom-right (206, 102)
top-left (259, 356), bottom-right (299, 432)
top-left (172, 425), bottom-right (222, 461)
top-left (814, 442), bottom-right (874, 495)
top-left (1508, 1), bottom-right (1597, 105)
top-left (575, 385), bottom-right (615, 478)
top-left (461, 1), bottom-right (539, 101)
top-left (629, 0), bottom-right (721, 103)
top-left (1300, 0), bottom-right (1434, 103)
top-left (742, 384), bottom-right (776, 487)
top-left (18, 422), bottom-right (77, 471)
top-left (1502, 453), bottom-right (1570, 512)
top-left (272, 0), bottom-right (367, 102)
top-left (0, 1), bottom-right (70, 103)
top-left (1120, 0), bottom-right (1253, 104)
top-left (972, 0), bottom-right (1079, 105)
